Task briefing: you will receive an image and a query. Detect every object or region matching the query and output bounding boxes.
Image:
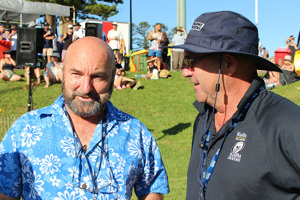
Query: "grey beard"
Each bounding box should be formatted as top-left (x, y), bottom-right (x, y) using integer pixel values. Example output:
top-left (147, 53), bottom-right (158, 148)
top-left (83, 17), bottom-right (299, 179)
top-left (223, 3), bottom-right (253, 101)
top-left (64, 93), bottom-right (110, 118)
top-left (62, 81), bottom-right (112, 118)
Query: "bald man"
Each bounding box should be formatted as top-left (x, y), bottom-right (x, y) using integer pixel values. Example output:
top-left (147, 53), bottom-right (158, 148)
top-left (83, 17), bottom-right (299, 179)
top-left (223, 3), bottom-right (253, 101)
top-left (0, 37), bottom-right (169, 200)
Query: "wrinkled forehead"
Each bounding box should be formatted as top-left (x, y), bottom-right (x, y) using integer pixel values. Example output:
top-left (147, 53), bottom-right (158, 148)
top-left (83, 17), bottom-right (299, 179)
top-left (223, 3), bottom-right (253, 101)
top-left (65, 50), bottom-right (114, 72)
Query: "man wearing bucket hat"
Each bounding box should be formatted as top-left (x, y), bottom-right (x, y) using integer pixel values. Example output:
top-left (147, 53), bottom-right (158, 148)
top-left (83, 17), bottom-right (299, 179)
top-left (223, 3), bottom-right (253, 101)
top-left (168, 11), bottom-right (300, 200)
top-left (73, 22), bottom-right (85, 41)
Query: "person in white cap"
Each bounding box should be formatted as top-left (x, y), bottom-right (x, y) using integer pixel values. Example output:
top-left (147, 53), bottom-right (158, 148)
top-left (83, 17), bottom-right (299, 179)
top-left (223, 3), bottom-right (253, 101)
top-left (61, 24), bottom-right (74, 62)
top-left (107, 22), bottom-right (123, 64)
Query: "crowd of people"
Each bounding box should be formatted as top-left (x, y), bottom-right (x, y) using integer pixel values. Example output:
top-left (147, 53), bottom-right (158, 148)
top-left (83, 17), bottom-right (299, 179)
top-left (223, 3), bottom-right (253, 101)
top-left (0, 21), bottom-right (130, 89)
top-left (0, 19), bottom-right (299, 91)
top-left (260, 35), bottom-right (300, 89)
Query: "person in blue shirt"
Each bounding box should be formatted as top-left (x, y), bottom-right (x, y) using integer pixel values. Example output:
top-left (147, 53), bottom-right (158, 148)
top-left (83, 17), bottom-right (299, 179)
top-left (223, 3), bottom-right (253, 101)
top-left (0, 37), bottom-right (169, 200)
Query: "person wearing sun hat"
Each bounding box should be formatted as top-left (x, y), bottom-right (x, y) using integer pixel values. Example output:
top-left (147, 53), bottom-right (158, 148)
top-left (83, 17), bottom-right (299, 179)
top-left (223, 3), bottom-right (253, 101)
top-left (279, 54), bottom-right (300, 86)
top-left (73, 22), bottom-right (85, 41)
top-left (171, 26), bottom-right (187, 71)
top-left (167, 11), bottom-right (300, 200)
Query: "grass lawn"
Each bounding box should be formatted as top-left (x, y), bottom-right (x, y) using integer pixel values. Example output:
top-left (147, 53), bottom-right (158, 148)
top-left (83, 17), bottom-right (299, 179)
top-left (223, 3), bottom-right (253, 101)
top-left (1, 69), bottom-right (300, 199)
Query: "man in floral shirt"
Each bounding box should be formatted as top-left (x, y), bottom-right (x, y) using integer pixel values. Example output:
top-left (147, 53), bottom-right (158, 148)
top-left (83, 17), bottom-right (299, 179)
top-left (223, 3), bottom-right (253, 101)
top-left (0, 37), bottom-right (169, 200)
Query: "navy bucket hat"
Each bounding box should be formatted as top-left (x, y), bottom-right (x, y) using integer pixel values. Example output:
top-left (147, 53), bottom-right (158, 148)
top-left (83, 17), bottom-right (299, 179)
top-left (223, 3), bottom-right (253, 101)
top-left (168, 11), bottom-right (281, 72)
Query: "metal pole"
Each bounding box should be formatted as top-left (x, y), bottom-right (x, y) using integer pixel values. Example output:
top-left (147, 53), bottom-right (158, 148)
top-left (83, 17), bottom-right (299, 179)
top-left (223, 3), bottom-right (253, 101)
top-left (20, 13), bottom-right (23, 27)
top-left (73, 6), bottom-right (76, 24)
top-left (177, 0), bottom-right (180, 28)
top-left (27, 60), bottom-right (36, 112)
top-left (179, 0), bottom-right (186, 30)
top-left (130, 0), bottom-right (132, 51)
top-left (255, 0), bottom-right (258, 26)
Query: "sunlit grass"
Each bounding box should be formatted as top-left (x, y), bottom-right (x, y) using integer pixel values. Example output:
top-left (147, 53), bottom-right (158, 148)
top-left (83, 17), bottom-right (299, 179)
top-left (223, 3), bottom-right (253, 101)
top-left (1, 69), bottom-right (300, 199)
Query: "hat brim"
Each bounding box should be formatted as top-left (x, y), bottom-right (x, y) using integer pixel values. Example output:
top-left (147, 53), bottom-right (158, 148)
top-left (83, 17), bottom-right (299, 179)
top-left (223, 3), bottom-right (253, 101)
top-left (147, 58), bottom-right (156, 63)
top-left (166, 44), bottom-right (282, 72)
top-left (284, 59), bottom-right (293, 62)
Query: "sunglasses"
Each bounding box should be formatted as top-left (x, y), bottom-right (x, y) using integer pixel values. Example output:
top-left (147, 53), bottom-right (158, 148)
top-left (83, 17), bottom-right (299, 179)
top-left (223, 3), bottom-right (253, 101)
top-left (183, 54), bottom-right (213, 69)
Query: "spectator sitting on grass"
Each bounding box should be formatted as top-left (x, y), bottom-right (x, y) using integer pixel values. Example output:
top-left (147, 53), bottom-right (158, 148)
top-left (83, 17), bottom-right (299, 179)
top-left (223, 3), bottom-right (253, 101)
top-left (44, 52), bottom-right (63, 88)
top-left (114, 68), bottom-right (141, 90)
top-left (264, 58), bottom-right (281, 89)
top-left (0, 50), bottom-right (21, 81)
top-left (282, 55), bottom-right (295, 72)
top-left (279, 55), bottom-right (300, 86)
top-left (135, 57), bottom-right (158, 80)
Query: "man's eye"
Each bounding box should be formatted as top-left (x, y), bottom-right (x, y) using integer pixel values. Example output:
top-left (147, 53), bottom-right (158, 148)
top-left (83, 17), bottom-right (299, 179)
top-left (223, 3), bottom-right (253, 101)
top-left (72, 72), bottom-right (81, 77)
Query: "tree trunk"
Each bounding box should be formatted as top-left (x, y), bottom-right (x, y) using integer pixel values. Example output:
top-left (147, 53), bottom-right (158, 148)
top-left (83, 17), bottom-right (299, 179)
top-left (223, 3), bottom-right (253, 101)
top-left (60, 16), bottom-right (73, 35)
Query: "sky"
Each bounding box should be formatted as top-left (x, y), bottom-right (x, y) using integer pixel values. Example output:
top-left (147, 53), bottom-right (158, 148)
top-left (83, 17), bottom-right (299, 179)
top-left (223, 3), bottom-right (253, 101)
top-left (107, 0), bottom-right (300, 57)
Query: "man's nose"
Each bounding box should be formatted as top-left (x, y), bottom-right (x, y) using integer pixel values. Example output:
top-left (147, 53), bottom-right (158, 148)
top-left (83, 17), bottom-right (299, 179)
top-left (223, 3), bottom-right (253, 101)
top-left (182, 67), bottom-right (192, 77)
top-left (81, 76), bottom-right (93, 93)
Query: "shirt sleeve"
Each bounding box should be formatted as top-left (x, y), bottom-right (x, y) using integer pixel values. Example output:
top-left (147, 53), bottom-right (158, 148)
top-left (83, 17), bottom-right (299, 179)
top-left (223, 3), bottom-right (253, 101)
top-left (134, 126), bottom-right (170, 197)
top-left (0, 124), bottom-right (22, 197)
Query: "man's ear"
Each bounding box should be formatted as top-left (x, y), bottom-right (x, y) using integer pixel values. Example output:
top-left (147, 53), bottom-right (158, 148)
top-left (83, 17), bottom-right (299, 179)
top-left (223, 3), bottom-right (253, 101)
top-left (222, 54), bottom-right (238, 75)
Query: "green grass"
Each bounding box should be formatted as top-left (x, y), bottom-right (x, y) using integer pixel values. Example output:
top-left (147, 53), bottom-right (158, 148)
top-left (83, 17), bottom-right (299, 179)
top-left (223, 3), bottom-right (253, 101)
top-left (1, 69), bottom-right (300, 199)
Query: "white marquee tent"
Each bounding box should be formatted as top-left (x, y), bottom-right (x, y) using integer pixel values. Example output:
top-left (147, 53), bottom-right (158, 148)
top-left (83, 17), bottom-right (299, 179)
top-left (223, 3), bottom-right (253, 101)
top-left (0, 0), bottom-right (71, 24)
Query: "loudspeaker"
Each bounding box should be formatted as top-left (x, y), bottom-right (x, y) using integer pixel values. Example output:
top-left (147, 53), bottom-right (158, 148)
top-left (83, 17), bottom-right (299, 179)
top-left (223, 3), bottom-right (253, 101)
top-left (85, 23), bottom-right (103, 39)
top-left (16, 27), bottom-right (44, 67)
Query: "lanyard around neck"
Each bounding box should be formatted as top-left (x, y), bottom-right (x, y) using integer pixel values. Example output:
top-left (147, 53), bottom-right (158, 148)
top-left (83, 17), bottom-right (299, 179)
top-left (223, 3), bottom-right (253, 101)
top-left (198, 86), bottom-right (265, 199)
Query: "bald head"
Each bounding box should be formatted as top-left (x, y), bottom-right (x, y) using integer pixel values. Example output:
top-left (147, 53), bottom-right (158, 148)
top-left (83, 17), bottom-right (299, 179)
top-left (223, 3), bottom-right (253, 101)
top-left (65, 36), bottom-right (114, 68)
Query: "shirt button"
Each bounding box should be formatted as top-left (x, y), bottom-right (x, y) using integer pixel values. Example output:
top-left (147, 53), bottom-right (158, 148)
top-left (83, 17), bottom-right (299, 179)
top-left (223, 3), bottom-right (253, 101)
top-left (82, 184), bottom-right (87, 189)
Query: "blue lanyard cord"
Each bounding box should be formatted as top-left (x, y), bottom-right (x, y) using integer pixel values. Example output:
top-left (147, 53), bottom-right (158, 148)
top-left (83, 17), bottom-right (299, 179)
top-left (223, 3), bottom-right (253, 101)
top-left (93, 120), bottom-right (107, 182)
top-left (198, 86), bottom-right (265, 199)
top-left (71, 113), bottom-right (108, 192)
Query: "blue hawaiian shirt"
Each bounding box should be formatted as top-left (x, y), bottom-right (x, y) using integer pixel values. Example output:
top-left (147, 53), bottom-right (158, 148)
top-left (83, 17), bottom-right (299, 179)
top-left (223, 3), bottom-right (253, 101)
top-left (0, 95), bottom-right (169, 199)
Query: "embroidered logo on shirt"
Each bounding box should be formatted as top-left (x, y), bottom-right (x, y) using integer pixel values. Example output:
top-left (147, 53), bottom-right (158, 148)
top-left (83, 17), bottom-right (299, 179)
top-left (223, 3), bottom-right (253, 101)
top-left (191, 21), bottom-right (205, 31)
top-left (227, 141), bottom-right (245, 162)
top-left (235, 132), bottom-right (247, 142)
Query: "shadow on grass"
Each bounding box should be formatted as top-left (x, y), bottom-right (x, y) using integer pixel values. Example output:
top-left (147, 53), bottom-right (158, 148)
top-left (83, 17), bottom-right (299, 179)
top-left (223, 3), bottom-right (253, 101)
top-left (0, 84), bottom-right (26, 93)
top-left (157, 122), bottom-right (191, 140)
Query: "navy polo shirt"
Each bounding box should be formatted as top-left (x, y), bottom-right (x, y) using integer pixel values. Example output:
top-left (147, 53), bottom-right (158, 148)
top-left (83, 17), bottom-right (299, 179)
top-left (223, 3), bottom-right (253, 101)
top-left (44, 29), bottom-right (54, 48)
top-left (186, 76), bottom-right (300, 200)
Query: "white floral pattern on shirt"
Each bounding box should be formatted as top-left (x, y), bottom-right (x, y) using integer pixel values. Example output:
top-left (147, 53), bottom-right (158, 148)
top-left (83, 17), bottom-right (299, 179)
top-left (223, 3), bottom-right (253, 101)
top-left (0, 95), bottom-right (169, 199)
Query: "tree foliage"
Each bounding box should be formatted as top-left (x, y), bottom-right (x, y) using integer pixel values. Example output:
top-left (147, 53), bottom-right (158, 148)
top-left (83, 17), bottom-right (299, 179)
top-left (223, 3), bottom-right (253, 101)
top-left (133, 22), bottom-right (174, 51)
top-left (27, 0), bottom-right (123, 33)
top-left (27, 0), bottom-right (124, 20)
top-left (132, 22), bottom-right (151, 50)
